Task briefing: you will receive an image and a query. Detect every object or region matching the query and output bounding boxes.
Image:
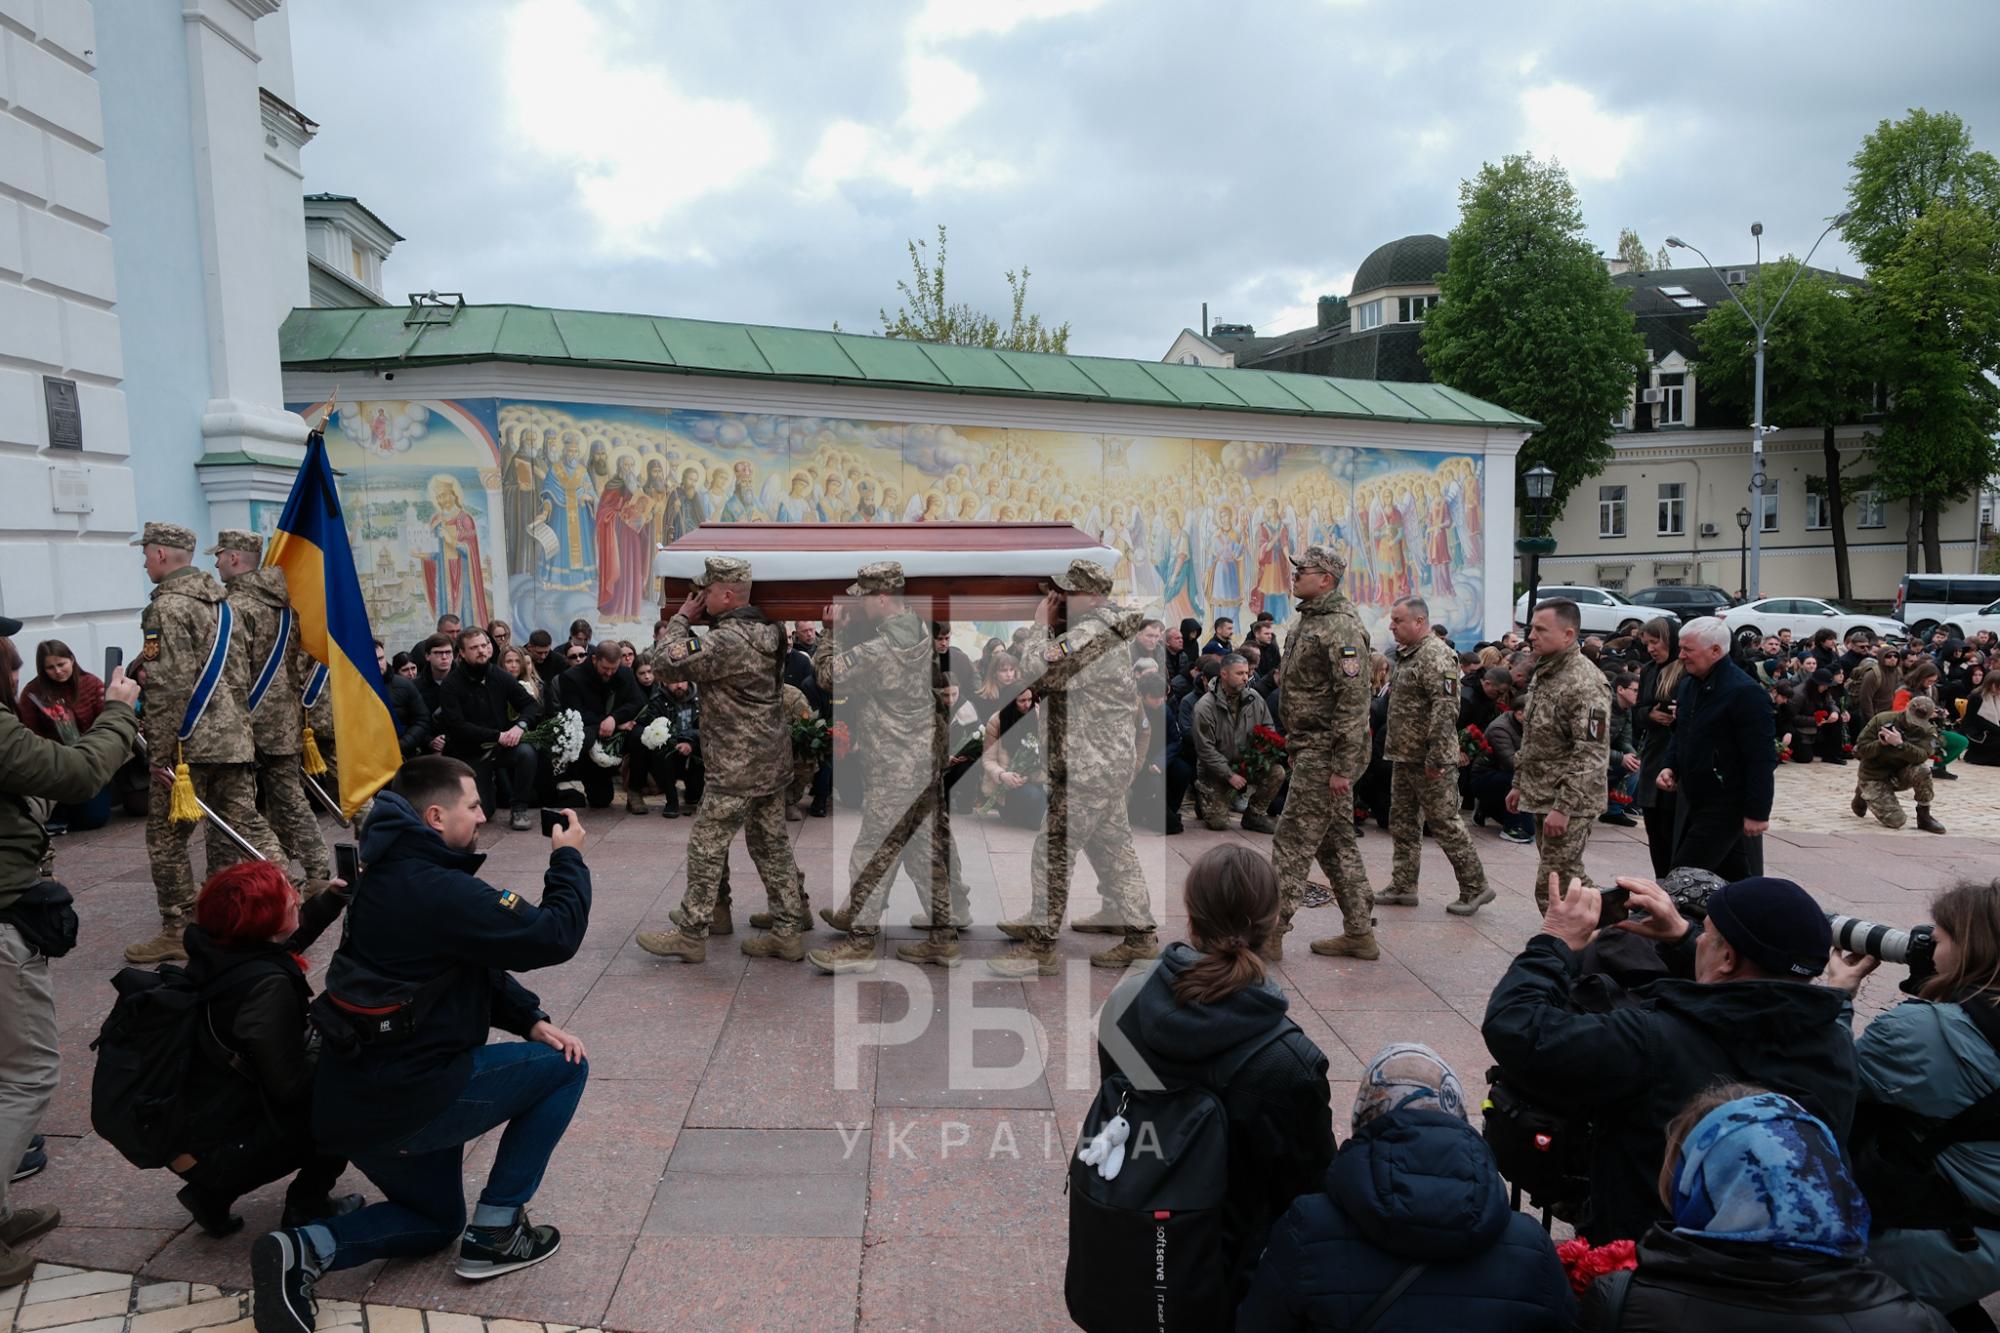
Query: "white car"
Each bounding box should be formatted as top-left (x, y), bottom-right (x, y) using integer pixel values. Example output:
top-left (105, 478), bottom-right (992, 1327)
top-left (1940, 598), bottom-right (2000, 642)
top-left (1713, 597), bottom-right (1907, 646)
top-left (1512, 585), bottom-right (1651, 637)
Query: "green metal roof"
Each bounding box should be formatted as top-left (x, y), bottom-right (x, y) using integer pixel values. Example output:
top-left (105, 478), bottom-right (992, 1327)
top-left (278, 304), bottom-right (1539, 431)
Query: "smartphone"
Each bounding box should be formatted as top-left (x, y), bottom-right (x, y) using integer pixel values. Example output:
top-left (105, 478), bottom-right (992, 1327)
top-left (333, 841), bottom-right (361, 885)
top-left (540, 807), bottom-right (572, 837)
top-left (104, 645), bottom-right (123, 678)
top-left (1596, 885), bottom-right (1633, 931)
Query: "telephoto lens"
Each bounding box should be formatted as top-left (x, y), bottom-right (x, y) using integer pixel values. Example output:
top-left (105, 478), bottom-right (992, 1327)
top-left (1827, 915), bottom-right (1937, 971)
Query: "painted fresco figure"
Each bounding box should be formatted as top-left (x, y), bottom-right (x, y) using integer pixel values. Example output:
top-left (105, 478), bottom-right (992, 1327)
top-left (594, 467), bottom-right (653, 619)
top-left (537, 434), bottom-right (598, 594)
top-left (423, 476), bottom-right (491, 626)
top-left (1206, 504), bottom-right (1245, 624)
top-left (666, 467), bottom-right (707, 541)
top-left (500, 425), bottom-right (541, 577)
top-left (1253, 497), bottom-right (1293, 622)
top-left (1159, 508), bottom-right (1204, 627)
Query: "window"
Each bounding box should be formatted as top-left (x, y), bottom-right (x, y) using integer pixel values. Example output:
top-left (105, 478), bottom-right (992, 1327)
top-left (1857, 489), bottom-right (1885, 528)
top-left (1657, 482), bottom-right (1686, 536)
top-left (1657, 373), bottom-right (1686, 426)
top-left (1398, 295), bottom-right (1437, 322)
top-left (1806, 490), bottom-right (1829, 530)
top-left (1355, 299), bottom-right (1384, 332)
top-left (1598, 485), bottom-right (1626, 538)
top-left (1761, 480), bottom-right (1780, 533)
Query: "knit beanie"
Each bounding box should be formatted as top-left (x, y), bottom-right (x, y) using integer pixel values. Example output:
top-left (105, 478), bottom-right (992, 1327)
top-left (1705, 877), bottom-right (1830, 979)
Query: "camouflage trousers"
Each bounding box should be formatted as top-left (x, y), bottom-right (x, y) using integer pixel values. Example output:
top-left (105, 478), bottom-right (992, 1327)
top-left (837, 775), bottom-right (962, 939)
top-left (1195, 765), bottom-right (1287, 830)
top-left (145, 763), bottom-right (284, 930)
top-left (787, 758), bottom-right (816, 808)
top-left (681, 789), bottom-right (802, 938)
top-left (1531, 812), bottom-right (1595, 910)
top-left (259, 752), bottom-right (330, 881)
top-left (1270, 749), bottom-right (1372, 938)
top-left (1861, 765), bottom-right (1933, 830)
top-left (1388, 763), bottom-right (1487, 899)
top-left (1025, 780), bottom-right (1155, 947)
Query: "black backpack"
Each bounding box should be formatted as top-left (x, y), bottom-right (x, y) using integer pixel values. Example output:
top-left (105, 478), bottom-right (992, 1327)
top-left (88, 962), bottom-right (278, 1169)
top-left (1481, 1067), bottom-right (1592, 1224)
top-left (1064, 1022), bottom-right (1297, 1333)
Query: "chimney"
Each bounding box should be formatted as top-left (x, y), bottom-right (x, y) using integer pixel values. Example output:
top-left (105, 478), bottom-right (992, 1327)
top-left (1316, 295), bottom-right (1345, 331)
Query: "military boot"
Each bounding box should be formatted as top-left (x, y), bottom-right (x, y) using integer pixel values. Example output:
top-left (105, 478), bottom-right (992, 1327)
top-left (125, 927), bottom-right (187, 965)
top-left (818, 903), bottom-right (857, 934)
top-left (1069, 906), bottom-right (1127, 934)
top-left (1241, 812), bottom-right (1277, 835)
top-left (1374, 890), bottom-right (1420, 907)
top-left (1917, 805), bottom-right (1948, 835)
top-left (1445, 887), bottom-right (1496, 917)
top-left (1090, 932), bottom-right (1161, 969)
top-left (986, 941), bottom-right (1058, 977)
top-left (637, 929), bottom-right (705, 963)
top-left (741, 929), bottom-right (807, 961)
top-left (1309, 932), bottom-right (1381, 961)
top-left (895, 935), bottom-right (963, 967)
top-left (909, 903), bottom-right (973, 931)
top-left (751, 892), bottom-right (810, 930)
top-left (808, 935), bottom-right (878, 975)
top-left (1852, 788), bottom-right (1869, 818)
top-left (670, 903), bottom-right (732, 936)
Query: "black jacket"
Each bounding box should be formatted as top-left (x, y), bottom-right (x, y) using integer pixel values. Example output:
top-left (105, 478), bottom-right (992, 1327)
top-left (1632, 659), bottom-right (1678, 806)
top-left (1481, 934), bottom-right (1857, 1244)
top-left (1579, 1227), bottom-right (1948, 1332)
top-left (437, 659), bottom-right (541, 761)
top-left (1660, 654), bottom-right (1776, 821)
top-left (386, 673), bottom-right (431, 756)
top-left (1239, 1109), bottom-right (1575, 1332)
top-left (554, 662), bottom-right (645, 740)
top-left (1101, 943), bottom-right (1335, 1305)
top-left (311, 792), bottom-right (590, 1153)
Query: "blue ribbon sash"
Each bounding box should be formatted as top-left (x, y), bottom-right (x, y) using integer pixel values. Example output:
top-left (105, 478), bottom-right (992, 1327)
top-left (247, 606), bottom-right (293, 711)
top-left (178, 602), bottom-right (234, 742)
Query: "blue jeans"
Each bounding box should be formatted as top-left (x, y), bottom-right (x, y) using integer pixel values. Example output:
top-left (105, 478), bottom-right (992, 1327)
top-left (317, 1041), bottom-right (587, 1271)
top-left (1605, 768), bottom-right (1638, 815)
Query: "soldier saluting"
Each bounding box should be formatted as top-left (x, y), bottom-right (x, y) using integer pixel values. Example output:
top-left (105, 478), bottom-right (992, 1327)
top-left (211, 530), bottom-right (332, 892)
top-left (129, 522), bottom-right (284, 964)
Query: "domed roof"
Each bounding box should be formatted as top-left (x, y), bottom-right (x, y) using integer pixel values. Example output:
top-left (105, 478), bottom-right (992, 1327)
top-left (1351, 234), bottom-right (1448, 295)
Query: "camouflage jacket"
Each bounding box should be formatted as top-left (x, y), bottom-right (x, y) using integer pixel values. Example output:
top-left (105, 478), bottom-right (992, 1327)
top-left (224, 566), bottom-right (304, 756)
top-left (141, 566), bottom-right (255, 765)
top-left (1854, 709), bottom-right (1937, 779)
top-left (647, 608), bottom-right (788, 797)
top-left (1278, 589), bottom-right (1370, 777)
top-left (1018, 605), bottom-right (1144, 788)
top-left (1383, 632), bottom-right (1461, 769)
top-left (813, 610), bottom-right (940, 784)
top-left (1513, 645), bottom-right (1612, 815)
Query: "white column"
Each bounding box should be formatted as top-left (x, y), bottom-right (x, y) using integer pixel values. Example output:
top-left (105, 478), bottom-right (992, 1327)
top-left (1481, 430), bottom-right (1526, 638)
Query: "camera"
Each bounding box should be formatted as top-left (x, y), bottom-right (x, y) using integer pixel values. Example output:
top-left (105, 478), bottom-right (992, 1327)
top-left (1828, 914), bottom-right (1937, 975)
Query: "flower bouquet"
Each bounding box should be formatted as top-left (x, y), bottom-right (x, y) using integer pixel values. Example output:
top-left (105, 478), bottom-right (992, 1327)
top-left (640, 714), bottom-right (677, 751)
top-left (791, 714), bottom-right (833, 767)
top-left (492, 707), bottom-right (584, 769)
top-left (1776, 738), bottom-right (1792, 763)
top-left (1554, 1237), bottom-right (1637, 1297)
top-left (588, 733), bottom-right (625, 767)
top-left (1459, 723), bottom-right (1493, 761)
top-left (830, 720), bottom-right (853, 762)
top-left (1236, 724), bottom-right (1286, 786)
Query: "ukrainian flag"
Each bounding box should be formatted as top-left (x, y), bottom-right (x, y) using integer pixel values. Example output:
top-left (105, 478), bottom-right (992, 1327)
top-left (266, 428), bottom-right (400, 817)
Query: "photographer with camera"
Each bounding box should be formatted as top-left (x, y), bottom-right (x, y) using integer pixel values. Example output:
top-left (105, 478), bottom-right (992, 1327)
top-left (1482, 872), bottom-right (1858, 1245)
top-left (1830, 879), bottom-right (2000, 1327)
top-left (250, 756), bottom-right (591, 1333)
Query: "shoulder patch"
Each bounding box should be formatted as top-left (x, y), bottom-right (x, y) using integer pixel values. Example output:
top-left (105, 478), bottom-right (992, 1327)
top-left (665, 637), bottom-right (702, 663)
top-left (1587, 708), bottom-right (1606, 742)
top-left (496, 890), bottom-right (522, 913)
top-left (141, 629), bottom-right (161, 662)
top-left (836, 649), bottom-right (859, 672)
top-left (1044, 637), bottom-right (1072, 664)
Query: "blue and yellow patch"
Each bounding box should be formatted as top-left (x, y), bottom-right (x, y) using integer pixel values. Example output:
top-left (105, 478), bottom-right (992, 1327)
top-left (665, 638), bottom-right (702, 663)
top-left (141, 629), bottom-right (161, 662)
top-left (496, 890), bottom-right (522, 913)
top-left (1043, 637), bottom-right (1072, 664)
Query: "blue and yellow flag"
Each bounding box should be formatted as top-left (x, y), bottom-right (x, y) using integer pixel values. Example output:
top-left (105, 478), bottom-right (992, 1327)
top-left (266, 428), bottom-right (400, 817)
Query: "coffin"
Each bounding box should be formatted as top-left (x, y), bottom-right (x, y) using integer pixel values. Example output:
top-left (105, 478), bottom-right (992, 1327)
top-left (653, 522), bottom-right (1121, 621)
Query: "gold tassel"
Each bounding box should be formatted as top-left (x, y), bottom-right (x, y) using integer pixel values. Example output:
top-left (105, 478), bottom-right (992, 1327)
top-left (302, 724), bottom-right (328, 776)
top-left (168, 746), bottom-right (203, 826)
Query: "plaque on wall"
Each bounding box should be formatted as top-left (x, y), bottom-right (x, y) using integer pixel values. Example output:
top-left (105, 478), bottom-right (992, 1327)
top-left (43, 377), bottom-right (81, 450)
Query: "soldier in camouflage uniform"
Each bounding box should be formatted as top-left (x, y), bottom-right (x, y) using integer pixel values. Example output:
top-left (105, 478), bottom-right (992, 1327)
top-left (1268, 545), bottom-right (1376, 963)
top-left (1380, 596), bottom-right (1491, 915)
top-left (1851, 695), bottom-right (1949, 833)
top-left (1507, 598), bottom-right (1612, 910)
top-left (782, 682), bottom-right (816, 819)
top-left (990, 559), bottom-right (1159, 976)
top-left (212, 530), bottom-right (331, 890)
top-left (807, 561), bottom-right (966, 975)
top-left (636, 556), bottom-right (806, 964)
top-left (129, 522), bottom-right (284, 964)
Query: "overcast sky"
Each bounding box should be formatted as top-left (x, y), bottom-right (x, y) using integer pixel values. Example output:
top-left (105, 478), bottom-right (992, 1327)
top-left (290, 0), bottom-right (2000, 361)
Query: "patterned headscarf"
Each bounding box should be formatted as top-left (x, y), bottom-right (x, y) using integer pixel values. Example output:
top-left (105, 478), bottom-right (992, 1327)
top-left (1669, 1092), bottom-right (1869, 1259)
top-left (1352, 1042), bottom-right (1466, 1132)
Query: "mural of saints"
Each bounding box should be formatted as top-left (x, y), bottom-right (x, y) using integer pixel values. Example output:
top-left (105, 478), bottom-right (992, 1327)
top-left (424, 475), bottom-right (490, 626)
top-left (537, 432), bottom-right (598, 595)
top-left (594, 453), bottom-right (655, 619)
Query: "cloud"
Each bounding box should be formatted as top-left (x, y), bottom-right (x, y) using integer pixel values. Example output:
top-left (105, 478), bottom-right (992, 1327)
top-left (1220, 440), bottom-right (1286, 478)
top-left (1517, 82), bottom-right (1642, 182)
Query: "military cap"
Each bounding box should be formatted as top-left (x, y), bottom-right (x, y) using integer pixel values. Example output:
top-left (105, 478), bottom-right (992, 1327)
top-left (1051, 558), bottom-right (1113, 595)
top-left (1292, 543), bottom-right (1347, 579)
top-left (130, 521), bottom-right (198, 551)
top-left (690, 554), bottom-right (752, 588)
top-left (846, 560), bottom-right (905, 597)
top-left (206, 529), bottom-right (263, 557)
top-left (1906, 695), bottom-right (1941, 721)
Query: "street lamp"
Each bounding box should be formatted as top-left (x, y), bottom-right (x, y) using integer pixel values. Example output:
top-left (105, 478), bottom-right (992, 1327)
top-left (1736, 505), bottom-right (1751, 601)
top-left (1664, 211), bottom-right (1850, 599)
top-left (1518, 463), bottom-right (1557, 624)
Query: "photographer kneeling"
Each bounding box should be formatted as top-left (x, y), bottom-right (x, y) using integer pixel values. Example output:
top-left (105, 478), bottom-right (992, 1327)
top-left (252, 757), bottom-right (591, 1333)
top-left (1482, 872), bottom-right (1858, 1245)
top-left (1832, 879), bottom-right (2000, 1328)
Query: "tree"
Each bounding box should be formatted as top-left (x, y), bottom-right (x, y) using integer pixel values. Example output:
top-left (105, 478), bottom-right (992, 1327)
top-left (860, 224), bottom-right (1071, 353)
top-left (1421, 155), bottom-right (1647, 519)
top-left (1655, 244), bottom-right (1674, 273)
top-left (1616, 227), bottom-right (1651, 274)
top-left (1691, 259), bottom-right (1875, 598)
top-left (1844, 109), bottom-right (2000, 571)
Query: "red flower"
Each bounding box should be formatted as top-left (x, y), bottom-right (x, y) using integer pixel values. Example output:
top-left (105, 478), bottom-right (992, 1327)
top-left (830, 721), bottom-right (853, 762)
top-left (1555, 1237), bottom-right (1638, 1296)
top-left (1812, 709), bottom-right (1831, 725)
top-left (1250, 725), bottom-right (1287, 749)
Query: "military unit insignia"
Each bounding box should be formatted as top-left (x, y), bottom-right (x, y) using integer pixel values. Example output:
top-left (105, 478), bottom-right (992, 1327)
top-left (1044, 637), bottom-right (1072, 664)
top-left (666, 638), bottom-right (701, 663)
top-left (1587, 708), bottom-right (1606, 741)
top-left (836, 650), bottom-right (858, 672)
top-left (1339, 645), bottom-right (1360, 678)
top-left (496, 890), bottom-right (522, 913)
top-left (141, 630), bottom-right (161, 662)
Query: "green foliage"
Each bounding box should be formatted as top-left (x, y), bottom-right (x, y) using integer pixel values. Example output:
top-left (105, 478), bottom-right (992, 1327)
top-left (1421, 155), bottom-right (1646, 518)
top-left (1845, 109), bottom-right (2000, 270)
top-left (1615, 227), bottom-right (1651, 274)
top-left (1690, 258), bottom-right (1873, 432)
top-left (863, 224), bottom-right (1071, 353)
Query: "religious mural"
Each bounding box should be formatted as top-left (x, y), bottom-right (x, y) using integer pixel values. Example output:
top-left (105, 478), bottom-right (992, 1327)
top-left (291, 397), bottom-right (1487, 648)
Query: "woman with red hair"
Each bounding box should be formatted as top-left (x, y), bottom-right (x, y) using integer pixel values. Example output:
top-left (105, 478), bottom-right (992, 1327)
top-left (170, 862), bottom-right (359, 1238)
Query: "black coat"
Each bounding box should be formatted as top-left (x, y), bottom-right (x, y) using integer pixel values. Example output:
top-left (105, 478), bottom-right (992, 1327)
top-left (437, 659), bottom-right (541, 761)
top-left (386, 673), bottom-right (431, 756)
top-left (1578, 1227), bottom-right (1948, 1332)
top-left (1632, 659), bottom-right (1679, 806)
top-left (1660, 654), bottom-right (1776, 821)
top-left (554, 662), bottom-right (646, 739)
top-left (1481, 934), bottom-right (1858, 1245)
top-left (1238, 1109), bottom-right (1574, 1332)
top-left (311, 792), bottom-right (589, 1154)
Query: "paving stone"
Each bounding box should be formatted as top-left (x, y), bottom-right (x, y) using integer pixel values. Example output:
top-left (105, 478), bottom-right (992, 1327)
top-left (865, 1109), bottom-right (1069, 1240)
top-left (486, 1320), bottom-right (547, 1333)
top-left (21, 1268), bottom-right (131, 1303)
top-left (363, 1303), bottom-right (424, 1333)
top-left (858, 1233), bottom-right (1069, 1331)
top-left (135, 1280), bottom-right (193, 1312)
top-left (15, 1288), bottom-right (130, 1330)
top-left (604, 1236), bottom-right (860, 1331)
top-left (28, 1319), bottom-right (127, 1333)
top-left (363, 1235), bottom-right (627, 1327)
top-left (422, 1314), bottom-right (484, 1333)
top-left (128, 1293), bottom-right (247, 1333)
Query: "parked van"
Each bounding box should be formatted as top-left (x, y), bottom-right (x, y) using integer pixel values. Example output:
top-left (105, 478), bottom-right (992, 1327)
top-left (1895, 573), bottom-right (2000, 639)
